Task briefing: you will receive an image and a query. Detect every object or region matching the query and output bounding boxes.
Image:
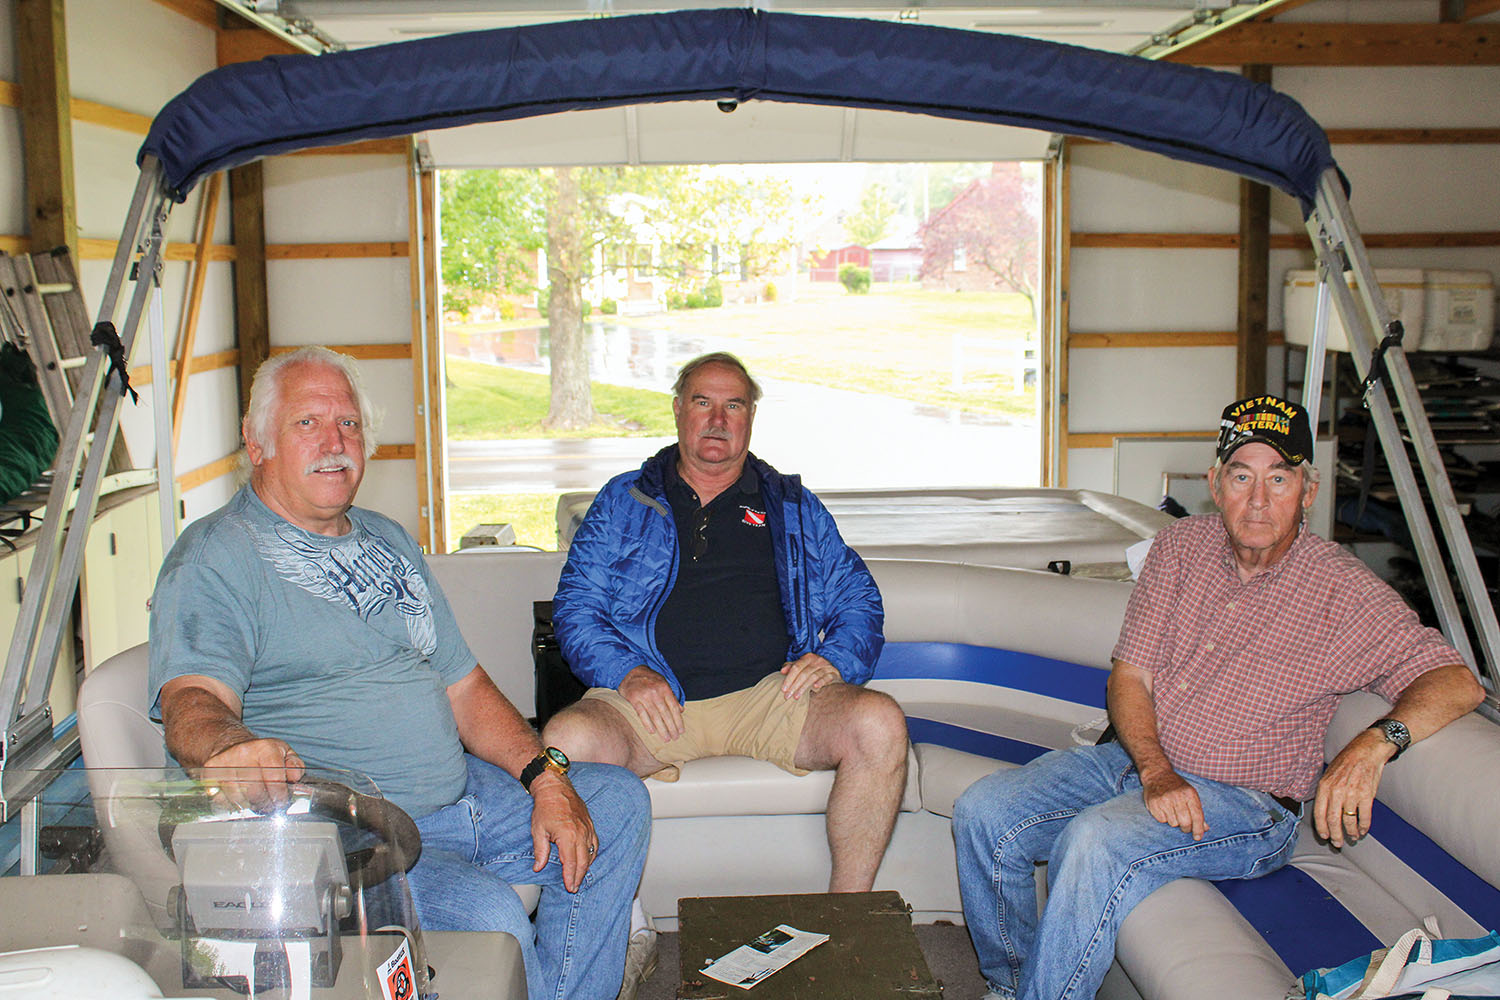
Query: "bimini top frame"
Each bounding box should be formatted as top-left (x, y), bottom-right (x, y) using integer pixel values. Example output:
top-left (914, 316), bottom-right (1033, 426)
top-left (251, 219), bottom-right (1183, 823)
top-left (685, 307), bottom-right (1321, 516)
top-left (3, 8), bottom-right (1493, 821)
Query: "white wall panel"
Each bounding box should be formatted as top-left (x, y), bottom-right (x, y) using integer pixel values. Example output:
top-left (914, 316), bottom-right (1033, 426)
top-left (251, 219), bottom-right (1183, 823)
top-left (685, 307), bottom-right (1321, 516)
top-left (71, 122), bottom-right (206, 241)
top-left (263, 155), bottom-right (409, 243)
top-left (143, 260), bottom-right (238, 354)
top-left (1065, 447), bottom-right (1113, 496)
top-left (1068, 347), bottom-right (1234, 434)
top-left (1068, 249), bottom-right (1238, 333)
top-left (176, 367), bottom-right (245, 474)
top-left (1070, 146), bottom-right (1238, 233)
top-left (1278, 67), bottom-right (1500, 128)
top-left (1332, 146), bottom-right (1500, 234)
top-left (67, 0), bottom-right (215, 116)
top-left (358, 461), bottom-right (420, 541)
top-left (183, 476), bottom-right (241, 529)
top-left (358, 359), bottom-right (416, 448)
top-left (266, 258), bottom-right (412, 345)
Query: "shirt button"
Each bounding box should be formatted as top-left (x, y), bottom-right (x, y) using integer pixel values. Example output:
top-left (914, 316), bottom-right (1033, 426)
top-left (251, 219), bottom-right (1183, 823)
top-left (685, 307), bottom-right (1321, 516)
top-left (1178, 682), bottom-right (1188, 691)
top-left (1226, 601), bottom-right (1236, 611)
top-left (1205, 642), bottom-right (1216, 652)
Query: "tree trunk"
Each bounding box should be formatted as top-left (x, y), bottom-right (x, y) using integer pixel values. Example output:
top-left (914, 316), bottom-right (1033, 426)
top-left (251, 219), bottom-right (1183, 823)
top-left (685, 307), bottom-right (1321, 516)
top-left (543, 166), bottom-right (595, 430)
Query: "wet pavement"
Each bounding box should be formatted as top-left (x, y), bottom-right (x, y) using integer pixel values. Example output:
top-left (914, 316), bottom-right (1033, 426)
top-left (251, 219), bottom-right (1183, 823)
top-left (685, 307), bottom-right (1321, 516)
top-left (445, 321), bottom-right (1040, 494)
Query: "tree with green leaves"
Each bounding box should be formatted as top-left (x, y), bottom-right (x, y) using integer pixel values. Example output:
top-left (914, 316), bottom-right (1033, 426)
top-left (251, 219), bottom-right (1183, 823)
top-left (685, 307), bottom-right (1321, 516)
top-left (844, 183), bottom-right (896, 247)
top-left (440, 165), bottom-right (800, 431)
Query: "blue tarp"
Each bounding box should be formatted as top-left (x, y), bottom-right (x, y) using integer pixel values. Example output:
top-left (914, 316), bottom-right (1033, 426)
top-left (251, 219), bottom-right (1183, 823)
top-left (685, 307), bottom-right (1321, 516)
top-left (140, 8), bottom-right (1340, 210)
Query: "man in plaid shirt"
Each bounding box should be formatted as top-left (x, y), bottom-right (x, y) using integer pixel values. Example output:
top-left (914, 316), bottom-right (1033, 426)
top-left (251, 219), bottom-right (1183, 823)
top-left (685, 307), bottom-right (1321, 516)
top-left (953, 394), bottom-right (1485, 1000)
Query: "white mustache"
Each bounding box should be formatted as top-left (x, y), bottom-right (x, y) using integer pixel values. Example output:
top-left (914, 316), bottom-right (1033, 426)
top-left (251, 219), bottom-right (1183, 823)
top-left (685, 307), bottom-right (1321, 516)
top-left (700, 428), bottom-right (732, 441)
top-left (305, 454), bottom-right (355, 474)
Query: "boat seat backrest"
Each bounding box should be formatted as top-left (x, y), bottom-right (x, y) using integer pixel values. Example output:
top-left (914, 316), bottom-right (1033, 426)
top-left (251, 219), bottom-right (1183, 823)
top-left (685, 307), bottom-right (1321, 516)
top-left (76, 643), bottom-right (167, 770)
top-left (1327, 690), bottom-right (1500, 894)
top-left (426, 549), bottom-right (567, 710)
top-left (868, 560), bottom-right (1132, 668)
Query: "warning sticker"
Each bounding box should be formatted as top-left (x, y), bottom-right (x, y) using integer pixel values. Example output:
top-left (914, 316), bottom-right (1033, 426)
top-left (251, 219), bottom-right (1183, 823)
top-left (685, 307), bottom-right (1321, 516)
top-left (378, 936), bottom-right (416, 1000)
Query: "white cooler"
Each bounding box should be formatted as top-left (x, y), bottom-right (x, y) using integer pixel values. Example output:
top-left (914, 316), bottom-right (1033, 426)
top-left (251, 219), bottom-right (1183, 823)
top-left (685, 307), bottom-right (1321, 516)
top-left (1421, 269), bottom-right (1495, 351)
top-left (1282, 268), bottom-right (1426, 352)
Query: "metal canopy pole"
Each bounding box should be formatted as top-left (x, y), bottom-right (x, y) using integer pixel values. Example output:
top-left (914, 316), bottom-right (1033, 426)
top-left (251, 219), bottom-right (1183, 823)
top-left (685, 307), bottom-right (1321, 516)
top-left (1300, 270), bottom-right (1332, 432)
top-left (1308, 168), bottom-right (1498, 689)
top-left (0, 160), bottom-right (173, 806)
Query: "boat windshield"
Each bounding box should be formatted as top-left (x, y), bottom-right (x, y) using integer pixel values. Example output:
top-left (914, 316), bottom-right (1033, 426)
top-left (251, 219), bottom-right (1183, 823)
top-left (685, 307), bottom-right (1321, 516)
top-left (6, 765), bottom-right (429, 1000)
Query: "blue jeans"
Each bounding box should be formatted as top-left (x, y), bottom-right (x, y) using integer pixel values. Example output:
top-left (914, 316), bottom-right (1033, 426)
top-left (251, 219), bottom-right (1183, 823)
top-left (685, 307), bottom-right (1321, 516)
top-left (408, 756), bottom-right (651, 1000)
top-left (953, 742), bottom-right (1300, 1000)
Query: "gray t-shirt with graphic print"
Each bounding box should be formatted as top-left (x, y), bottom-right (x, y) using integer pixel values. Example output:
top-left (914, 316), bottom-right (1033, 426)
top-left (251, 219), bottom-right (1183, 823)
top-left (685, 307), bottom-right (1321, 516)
top-left (148, 485), bottom-right (477, 818)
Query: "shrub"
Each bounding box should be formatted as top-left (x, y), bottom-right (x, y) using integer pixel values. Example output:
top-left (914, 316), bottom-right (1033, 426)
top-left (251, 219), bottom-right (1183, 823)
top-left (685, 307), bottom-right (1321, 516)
top-left (838, 263), bottom-right (872, 295)
top-left (763, 281), bottom-right (778, 302)
top-left (498, 298), bottom-right (518, 320)
top-left (703, 277), bottom-right (724, 308)
top-left (666, 291), bottom-right (686, 310)
top-left (600, 298), bottom-right (618, 315)
top-left (536, 287), bottom-right (550, 315)
top-left (685, 291), bottom-right (707, 309)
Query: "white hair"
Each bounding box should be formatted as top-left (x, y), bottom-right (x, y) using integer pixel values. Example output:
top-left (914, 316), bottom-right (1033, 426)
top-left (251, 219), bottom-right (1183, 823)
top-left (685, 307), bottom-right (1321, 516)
top-left (243, 346), bottom-right (381, 459)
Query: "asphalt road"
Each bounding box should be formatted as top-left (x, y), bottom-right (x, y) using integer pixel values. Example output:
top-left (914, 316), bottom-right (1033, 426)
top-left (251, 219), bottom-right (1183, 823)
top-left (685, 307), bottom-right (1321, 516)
top-left (447, 376), bottom-right (1040, 493)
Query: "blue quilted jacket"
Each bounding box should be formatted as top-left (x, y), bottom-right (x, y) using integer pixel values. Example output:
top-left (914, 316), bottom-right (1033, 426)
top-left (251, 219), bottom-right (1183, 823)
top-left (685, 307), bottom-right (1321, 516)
top-left (553, 446), bottom-right (885, 703)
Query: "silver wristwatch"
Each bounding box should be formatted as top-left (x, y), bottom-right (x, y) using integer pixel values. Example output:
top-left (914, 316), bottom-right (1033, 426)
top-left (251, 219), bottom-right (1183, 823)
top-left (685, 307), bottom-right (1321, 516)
top-left (1369, 718), bottom-right (1411, 760)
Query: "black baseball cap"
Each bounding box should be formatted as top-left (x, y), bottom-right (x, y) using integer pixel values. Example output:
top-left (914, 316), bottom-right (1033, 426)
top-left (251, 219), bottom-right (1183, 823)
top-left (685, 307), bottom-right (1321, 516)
top-left (1216, 395), bottom-right (1314, 466)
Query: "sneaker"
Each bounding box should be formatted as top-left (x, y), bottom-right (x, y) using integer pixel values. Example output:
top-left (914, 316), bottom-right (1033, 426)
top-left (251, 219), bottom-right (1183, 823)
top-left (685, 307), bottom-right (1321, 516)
top-left (616, 928), bottom-right (659, 1000)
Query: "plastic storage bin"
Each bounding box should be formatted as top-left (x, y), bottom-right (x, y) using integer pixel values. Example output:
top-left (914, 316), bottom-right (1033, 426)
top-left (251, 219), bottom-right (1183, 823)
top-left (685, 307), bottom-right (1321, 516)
top-left (1283, 268), bottom-right (1425, 353)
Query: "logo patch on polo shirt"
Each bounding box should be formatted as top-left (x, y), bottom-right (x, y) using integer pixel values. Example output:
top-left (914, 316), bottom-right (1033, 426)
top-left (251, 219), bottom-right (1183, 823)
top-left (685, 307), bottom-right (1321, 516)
top-left (741, 506), bottom-right (767, 527)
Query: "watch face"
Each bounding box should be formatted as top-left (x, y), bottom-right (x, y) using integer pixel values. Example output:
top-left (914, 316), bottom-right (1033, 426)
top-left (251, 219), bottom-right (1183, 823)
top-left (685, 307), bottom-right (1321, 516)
top-left (1382, 720), bottom-right (1411, 746)
top-left (545, 746), bottom-right (570, 768)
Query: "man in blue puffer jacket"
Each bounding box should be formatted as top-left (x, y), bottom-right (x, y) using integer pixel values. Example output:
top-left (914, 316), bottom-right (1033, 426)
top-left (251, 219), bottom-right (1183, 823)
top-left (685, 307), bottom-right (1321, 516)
top-left (544, 352), bottom-right (908, 895)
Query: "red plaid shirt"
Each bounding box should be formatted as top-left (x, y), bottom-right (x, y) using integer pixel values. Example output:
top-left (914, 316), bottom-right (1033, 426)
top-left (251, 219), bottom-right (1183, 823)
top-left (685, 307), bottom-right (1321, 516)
top-left (1112, 515), bottom-right (1460, 801)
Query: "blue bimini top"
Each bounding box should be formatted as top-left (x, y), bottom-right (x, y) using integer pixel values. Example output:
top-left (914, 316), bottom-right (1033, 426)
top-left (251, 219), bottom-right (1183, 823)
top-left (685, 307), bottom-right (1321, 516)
top-left (140, 8), bottom-right (1341, 212)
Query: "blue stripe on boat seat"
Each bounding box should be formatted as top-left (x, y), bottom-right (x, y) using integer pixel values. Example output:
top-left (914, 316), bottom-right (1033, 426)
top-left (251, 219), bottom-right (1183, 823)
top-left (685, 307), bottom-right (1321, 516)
top-left (1216, 862), bottom-right (1382, 976)
top-left (1369, 801), bottom-right (1500, 927)
top-left (874, 642), bottom-right (1108, 708)
top-left (905, 718), bottom-right (1051, 765)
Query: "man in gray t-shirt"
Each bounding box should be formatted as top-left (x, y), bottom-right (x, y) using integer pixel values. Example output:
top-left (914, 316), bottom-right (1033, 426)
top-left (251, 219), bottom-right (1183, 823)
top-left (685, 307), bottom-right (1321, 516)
top-left (148, 346), bottom-right (649, 1000)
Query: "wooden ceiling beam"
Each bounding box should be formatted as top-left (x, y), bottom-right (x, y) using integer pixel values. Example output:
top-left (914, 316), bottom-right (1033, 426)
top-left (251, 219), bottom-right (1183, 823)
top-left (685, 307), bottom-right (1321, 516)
top-left (1163, 22), bottom-right (1500, 65)
top-left (149, 0), bottom-right (218, 30)
top-left (1464, 0), bottom-right (1500, 20)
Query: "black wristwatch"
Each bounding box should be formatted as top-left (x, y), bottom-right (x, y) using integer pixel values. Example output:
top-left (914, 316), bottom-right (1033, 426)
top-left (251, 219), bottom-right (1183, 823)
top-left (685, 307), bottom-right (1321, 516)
top-left (520, 746), bottom-right (571, 791)
top-left (1369, 718), bottom-right (1411, 760)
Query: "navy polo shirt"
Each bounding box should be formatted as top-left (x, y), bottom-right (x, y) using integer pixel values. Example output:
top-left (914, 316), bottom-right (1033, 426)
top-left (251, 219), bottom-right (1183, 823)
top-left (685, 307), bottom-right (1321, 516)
top-left (654, 461), bottom-right (791, 700)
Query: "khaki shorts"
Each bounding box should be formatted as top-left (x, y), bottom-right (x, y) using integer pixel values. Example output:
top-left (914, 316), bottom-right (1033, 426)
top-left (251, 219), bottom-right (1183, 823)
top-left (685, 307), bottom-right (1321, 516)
top-left (581, 671), bottom-right (813, 782)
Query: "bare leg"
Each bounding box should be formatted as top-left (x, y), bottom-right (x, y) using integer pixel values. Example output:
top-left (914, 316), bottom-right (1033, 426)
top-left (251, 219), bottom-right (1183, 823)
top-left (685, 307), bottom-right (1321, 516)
top-left (543, 700), bottom-right (667, 778)
top-left (793, 684), bottom-right (909, 892)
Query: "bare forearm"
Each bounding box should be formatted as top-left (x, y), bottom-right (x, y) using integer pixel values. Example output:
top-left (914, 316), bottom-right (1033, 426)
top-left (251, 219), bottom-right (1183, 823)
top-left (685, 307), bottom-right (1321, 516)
top-left (162, 685), bottom-right (258, 768)
top-left (1107, 660), bottom-right (1173, 779)
top-left (448, 666), bottom-right (546, 778)
top-left (1385, 664), bottom-right (1485, 742)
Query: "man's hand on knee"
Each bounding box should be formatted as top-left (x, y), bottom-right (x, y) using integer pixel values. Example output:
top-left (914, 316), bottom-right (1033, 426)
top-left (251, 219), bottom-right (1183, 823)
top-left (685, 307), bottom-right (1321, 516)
top-left (529, 771), bottom-right (598, 892)
top-left (1141, 767), bottom-right (1208, 841)
top-left (619, 666), bottom-right (685, 741)
top-left (781, 653), bottom-right (840, 700)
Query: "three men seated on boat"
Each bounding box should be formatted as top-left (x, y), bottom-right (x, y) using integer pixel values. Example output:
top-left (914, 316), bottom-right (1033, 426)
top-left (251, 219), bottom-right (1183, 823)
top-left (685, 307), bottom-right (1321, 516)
top-left (143, 344), bottom-right (1485, 1000)
top-left (953, 394), bottom-right (1485, 1000)
top-left (147, 346), bottom-right (652, 1000)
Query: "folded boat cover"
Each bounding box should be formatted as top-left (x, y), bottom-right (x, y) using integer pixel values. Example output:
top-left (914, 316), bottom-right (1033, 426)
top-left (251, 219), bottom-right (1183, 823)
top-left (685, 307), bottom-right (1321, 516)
top-left (140, 9), bottom-right (1340, 211)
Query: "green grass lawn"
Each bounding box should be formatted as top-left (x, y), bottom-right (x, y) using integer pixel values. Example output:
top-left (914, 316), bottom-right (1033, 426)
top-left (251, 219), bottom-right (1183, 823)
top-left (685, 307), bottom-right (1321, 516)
top-left (655, 283), bottom-right (1039, 419)
top-left (447, 491), bottom-right (561, 551)
top-left (446, 356), bottom-right (676, 439)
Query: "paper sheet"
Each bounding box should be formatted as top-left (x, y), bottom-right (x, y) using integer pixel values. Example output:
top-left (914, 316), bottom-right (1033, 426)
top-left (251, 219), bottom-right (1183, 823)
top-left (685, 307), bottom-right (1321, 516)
top-left (700, 923), bottom-right (830, 990)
